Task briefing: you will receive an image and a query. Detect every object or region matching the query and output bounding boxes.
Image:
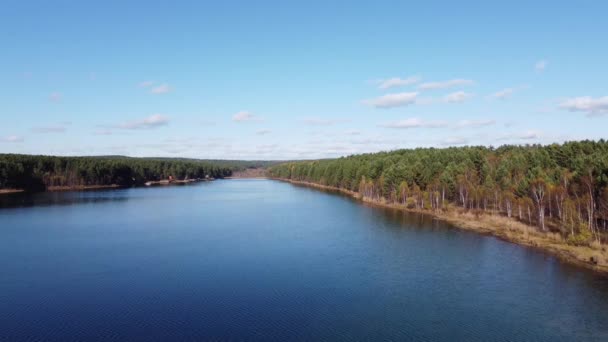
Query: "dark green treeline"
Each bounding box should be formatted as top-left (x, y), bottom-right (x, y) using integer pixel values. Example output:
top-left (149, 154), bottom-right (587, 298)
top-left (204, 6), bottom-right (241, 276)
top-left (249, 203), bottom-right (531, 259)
top-left (269, 140), bottom-right (608, 245)
top-left (0, 154), bottom-right (269, 192)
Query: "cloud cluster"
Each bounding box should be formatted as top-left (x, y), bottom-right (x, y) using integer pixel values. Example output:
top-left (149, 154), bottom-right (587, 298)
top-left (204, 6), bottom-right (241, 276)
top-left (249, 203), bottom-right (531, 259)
top-left (497, 130), bottom-right (541, 141)
top-left (151, 84), bottom-right (171, 94)
top-left (490, 88), bottom-right (514, 99)
top-left (300, 117), bottom-right (350, 126)
top-left (363, 92), bottom-right (418, 108)
top-left (441, 137), bottom-right (469, 146)
top-left (139, 81), bottom-right (172, 94)
top-left (535, 60), bottom-right (548, 72)
top-left (32, 125), bottom-right (67, 133)
top-left (455, 119), bottom-right (496, 128)
top-left (93, 129), bottom-right (114, 136)
top-left (380, 118), bottom-right (448, 129)
top-left (363, 77), bottom-right (477, 109)
top-left (118, 114), bottom-right (170, 129)
top-left (444, 91), bottom-right (473, 103)
top-left (380, 117), bottom-right (497, 130)
top-left (1, 135), bottom-right (24, 143)
top-left (559, 96), bottom-right (608, 116)
top-left (49, 92), bottom-right (63, 102)
top-left (256, 129), bottom-right (272, 135)
top-left (233, 111), bottom-right (262, 122)
top-left (376, 76), bottom-right (420, 89)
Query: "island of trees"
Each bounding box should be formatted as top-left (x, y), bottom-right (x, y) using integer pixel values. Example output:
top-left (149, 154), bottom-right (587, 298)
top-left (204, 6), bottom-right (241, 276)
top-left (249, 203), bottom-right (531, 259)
top-left (268, 140), bottom-right (608, 265)
top-left (0, 154), bottom-right (273, 192)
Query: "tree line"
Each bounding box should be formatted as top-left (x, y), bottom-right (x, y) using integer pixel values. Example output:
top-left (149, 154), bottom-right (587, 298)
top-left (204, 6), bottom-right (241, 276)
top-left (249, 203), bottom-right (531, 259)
top-left (0, 154), bottom-right (263, 191)
top-left (268, 140), bottom-right (608, 246)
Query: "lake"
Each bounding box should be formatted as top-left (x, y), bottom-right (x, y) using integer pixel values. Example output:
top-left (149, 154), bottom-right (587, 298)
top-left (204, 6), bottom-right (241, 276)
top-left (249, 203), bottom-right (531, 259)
top-left (1, 179), bottom-right (608, 341)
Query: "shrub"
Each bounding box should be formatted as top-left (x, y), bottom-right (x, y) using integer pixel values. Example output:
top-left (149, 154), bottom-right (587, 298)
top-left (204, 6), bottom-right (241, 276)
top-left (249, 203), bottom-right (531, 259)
top-left (567, 225), bottom-right (592, 246)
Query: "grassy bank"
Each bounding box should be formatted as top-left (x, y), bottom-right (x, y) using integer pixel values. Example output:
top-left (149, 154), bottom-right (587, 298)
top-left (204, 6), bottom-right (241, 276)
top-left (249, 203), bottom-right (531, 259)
top-left (276, 178), bottom-right (608, 275)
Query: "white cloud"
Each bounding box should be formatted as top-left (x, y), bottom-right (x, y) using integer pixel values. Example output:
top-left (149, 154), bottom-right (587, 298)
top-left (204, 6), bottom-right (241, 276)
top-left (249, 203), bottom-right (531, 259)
top-left (363, 92), bottom-right (418, 109)
top-left (520, 131), bottom-right (541, 140)
top-left (118, 114), bottom-right (170, 129)
top-left (233, 111), bottom-right (261, 122)
top-left (93, 129), bottom-right (114, 136)
top-left (441, 137), bottom-right (469, 146)
top-left (490, 88), bottom-right (514, 99)
top-left (490, 85), bottom-right (529, 100)
top-left (377, 76), bottom-right (420, 89)
top-left (455, 119), bottom-right (496, 128)
top-left (49, 92), bottom-right (63, 102)
top-left (32, 125), bottom-right (66, 133)
top-left (1, 135), bottom-right (24, 143)
top-left (344, 130), bottom-right (361, 136)
top-left (535, 60), bottom-right (548, 72)
top-left (256, 129), bottom-right (272, 135)
top-left (380, 117), bottom-right (449, 129)
top-left (559, 96), bottom-right (608, 116)
top-left (444, 91), bottom-right (473, 103)
top-left (300, 117), bottom-right (350, 126)
top-left (150, 83), bottom-right (171, 94)
top-left (418, 79), bottom-right (474, 90)
top-left (139, 81), bottom-right (155, 88)
top-left (497, 130), bottom-right (542, 141)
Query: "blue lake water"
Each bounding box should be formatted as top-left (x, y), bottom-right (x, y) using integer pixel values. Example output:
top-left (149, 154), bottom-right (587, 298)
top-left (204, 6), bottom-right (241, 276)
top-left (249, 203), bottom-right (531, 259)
top-left (1, 179), bottom-right (608, 341)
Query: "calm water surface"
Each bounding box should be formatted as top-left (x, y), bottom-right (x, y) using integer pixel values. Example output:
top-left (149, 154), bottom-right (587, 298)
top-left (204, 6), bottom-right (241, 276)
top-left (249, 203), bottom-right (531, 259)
top-left (1, 179), bottom-right (608, 341)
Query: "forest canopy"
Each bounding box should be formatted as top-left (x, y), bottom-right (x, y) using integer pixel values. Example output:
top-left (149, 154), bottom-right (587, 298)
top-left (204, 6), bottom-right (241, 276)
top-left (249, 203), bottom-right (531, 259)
top-left (269, 140), bottom-right (608, 244)
top-left (0, 154), bottom-right (273, 191)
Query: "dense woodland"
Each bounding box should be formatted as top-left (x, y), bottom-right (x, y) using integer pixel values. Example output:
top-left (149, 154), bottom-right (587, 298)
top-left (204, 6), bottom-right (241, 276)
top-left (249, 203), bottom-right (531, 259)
top-left (0, 154), bottom-right (272, 191)
top-left (269, 140), bottom-right (608, 246)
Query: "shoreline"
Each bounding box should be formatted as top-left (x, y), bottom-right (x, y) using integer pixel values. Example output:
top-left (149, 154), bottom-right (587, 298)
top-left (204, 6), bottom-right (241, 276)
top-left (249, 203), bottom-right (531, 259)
top-left (274, 178), bottom-right (608, 276)
top-left (0, 189), bottom-right (25, 195)
top-left (223, 176), bottom-right (269, 179)
top-left (47, 184), bottom-right (123, 192)
top-left (0, 178), bottom-right (216, 195)
top-left (144, 178), bottom-right (213, 186)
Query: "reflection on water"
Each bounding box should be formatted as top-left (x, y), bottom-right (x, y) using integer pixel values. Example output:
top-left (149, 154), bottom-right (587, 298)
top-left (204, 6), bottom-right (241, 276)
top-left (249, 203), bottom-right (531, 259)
top-left (1, 180), bottom-right (607, 341)
top-left (0, 189), bottom-right (131, 208)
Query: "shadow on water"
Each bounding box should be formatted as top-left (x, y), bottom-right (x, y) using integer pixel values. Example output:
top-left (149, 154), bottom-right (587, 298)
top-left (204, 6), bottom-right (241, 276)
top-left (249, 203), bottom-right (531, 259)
top-left (0, 189), bottom-right (131, 209)
top-left (290, 181), bottom-right (608, 283)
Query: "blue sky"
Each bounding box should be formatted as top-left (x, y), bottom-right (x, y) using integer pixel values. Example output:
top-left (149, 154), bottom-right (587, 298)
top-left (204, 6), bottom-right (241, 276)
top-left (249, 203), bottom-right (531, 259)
top-left (1, 1), bottom-right (607, 159)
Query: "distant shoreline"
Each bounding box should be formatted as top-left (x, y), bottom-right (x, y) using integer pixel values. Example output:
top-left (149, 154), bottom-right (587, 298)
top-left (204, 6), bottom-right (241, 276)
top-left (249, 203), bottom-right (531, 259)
top-left (0, 178), bottom-right (214, 195)
top-left (0, 189), bottom-right (25, 195)
top-left (47, 184), bottom-right (123, 192)
top-left (223, 176), bottom-right (268, 179)
top-left (274, 178), bottom-right (608, 276)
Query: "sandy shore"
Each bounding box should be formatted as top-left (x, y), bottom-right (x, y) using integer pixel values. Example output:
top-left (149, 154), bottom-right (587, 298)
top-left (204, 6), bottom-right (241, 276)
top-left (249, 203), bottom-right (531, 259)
top-left (276, 178), bottom-right (608, 276)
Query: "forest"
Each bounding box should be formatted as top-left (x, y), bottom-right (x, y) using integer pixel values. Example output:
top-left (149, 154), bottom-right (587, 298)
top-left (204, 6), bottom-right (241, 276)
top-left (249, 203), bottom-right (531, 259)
top-left (0, 154), bottom-right (270, 192)
top-left (268, 140), bottom-right (608, 246)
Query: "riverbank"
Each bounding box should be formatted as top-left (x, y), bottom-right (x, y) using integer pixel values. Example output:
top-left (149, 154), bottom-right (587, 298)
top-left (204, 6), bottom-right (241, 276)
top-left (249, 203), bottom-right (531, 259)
top-left (276, 178), bottom-right (608, 275)
top-left (47, 184), bottom-right (123, 192)
top-left (227, 168), bottom-right (268, 178)
top-left (0, 189), bottom-right (25, 195)
top-left (144, 178), bottom-right (212, 186)
top-left (1, 178), bottom-right (214, 194)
